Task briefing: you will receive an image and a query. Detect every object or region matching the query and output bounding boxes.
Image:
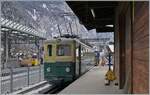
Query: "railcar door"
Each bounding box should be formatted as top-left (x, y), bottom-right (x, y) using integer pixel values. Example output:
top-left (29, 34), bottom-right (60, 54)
top-left (75, 47), bottom-right (80, 77)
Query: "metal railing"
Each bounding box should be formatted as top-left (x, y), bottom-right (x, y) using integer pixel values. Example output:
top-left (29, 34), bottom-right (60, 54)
top-left (1, 64), bottom-right (44, 94)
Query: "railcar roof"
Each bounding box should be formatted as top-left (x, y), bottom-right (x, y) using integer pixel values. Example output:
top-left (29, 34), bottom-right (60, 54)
top-left (44, 38), bottom-right (94, 51)
top-left (44, 38), bottom-right (75, 43)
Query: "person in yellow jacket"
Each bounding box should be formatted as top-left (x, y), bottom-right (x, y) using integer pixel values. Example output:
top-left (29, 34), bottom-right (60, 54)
top-left (32, 53), bottom-right (39, 66)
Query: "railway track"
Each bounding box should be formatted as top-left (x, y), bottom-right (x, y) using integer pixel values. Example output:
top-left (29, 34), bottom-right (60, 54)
top-left (10, 65), bottom-right (94, 94)
top-left (11, 81), bottom-right (50, 94)
top-left (11, 80), bottom-right (67, 94)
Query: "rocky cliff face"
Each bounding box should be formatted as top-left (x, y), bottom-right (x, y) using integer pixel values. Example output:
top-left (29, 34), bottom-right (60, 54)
top-left (1, 1), bottom-right (82, 39)
top-left (1, 1), bottom-right (106, 39)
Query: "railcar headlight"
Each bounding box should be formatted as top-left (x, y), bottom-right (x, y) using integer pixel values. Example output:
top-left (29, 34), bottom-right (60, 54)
top-left (47, 67), bottom-right (51, 72)
top-left (65, 67), bottom-right (70, 72)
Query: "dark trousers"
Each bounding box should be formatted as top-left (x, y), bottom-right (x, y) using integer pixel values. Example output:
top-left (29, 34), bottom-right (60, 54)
top-left (95, 58), bottom-right (99, 66)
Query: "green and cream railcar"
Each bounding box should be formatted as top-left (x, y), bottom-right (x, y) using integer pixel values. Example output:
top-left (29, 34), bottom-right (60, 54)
top-left (44, 38), bottom-right (80, 83)
top-left (44, 38), bottom-right (94, 83)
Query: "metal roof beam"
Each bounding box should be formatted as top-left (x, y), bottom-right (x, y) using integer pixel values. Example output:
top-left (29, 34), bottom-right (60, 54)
top-left (1, 17), bottom-right (46, 39)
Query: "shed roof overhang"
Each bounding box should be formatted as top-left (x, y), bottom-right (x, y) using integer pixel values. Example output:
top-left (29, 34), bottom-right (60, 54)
top-left (1, 17), bottom-right (46, 43)
top-left (66, 1), bottom-right (118, 32)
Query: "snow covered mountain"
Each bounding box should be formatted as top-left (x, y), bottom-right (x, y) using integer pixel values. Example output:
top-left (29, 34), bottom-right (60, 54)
top-left (1, 1), bottom-right (83, 39)
top-left (1, 1), bottom-right (108, 40)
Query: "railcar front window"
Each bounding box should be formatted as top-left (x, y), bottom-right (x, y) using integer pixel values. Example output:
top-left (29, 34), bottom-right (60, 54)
top-left (47, 45), bottom-right (52, 56)
top-left (57, 45), bottom-right (71, 56)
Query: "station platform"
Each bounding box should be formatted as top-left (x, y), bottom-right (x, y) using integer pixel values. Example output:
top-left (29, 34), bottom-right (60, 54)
top-left (59, 66), bottom-right (125, 94)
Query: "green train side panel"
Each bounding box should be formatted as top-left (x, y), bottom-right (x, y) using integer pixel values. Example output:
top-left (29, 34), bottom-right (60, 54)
top-left (44, 62), bottom-right (75, 83)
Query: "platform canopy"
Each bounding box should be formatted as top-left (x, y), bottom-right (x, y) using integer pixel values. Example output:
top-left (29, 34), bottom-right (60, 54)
top-left (66, 1), bottom-right (118, 32)
top-left (1, 17), bottom-right (46, 40)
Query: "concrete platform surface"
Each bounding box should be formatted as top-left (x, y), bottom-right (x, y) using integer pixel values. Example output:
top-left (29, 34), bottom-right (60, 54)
top-left (59, 66), bottom-right (125, 94)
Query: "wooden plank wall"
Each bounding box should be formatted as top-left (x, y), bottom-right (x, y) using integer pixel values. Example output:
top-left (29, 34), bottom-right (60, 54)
top-left (114, 2), bottom-right (149, 93)
top-left (133, 2), bottom-right (149, 93)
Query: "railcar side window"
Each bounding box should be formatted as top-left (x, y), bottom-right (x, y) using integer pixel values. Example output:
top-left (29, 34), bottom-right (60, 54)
top-left (57, 45), bottom-right (71, 56)
top-left (47, 45), bottom-right (52, 56)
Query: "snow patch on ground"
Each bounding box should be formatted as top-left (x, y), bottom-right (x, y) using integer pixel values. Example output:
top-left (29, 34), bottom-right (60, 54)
top-left (42, 3), bottom-right (49, 11)
top-left (27, 9), bottom-right (37, 21)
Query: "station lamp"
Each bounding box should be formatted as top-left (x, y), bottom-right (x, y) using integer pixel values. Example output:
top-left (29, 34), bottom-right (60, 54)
top-left (105, 24), bottom-right (114, 28)
top-left (1, 28), bottom-right (9, 31)
top-left (91, 8), bottom-right (95, 18)
top-left (21, 33), bottom-right (28, 36)
top-left (29, 35), bottom-right (34, 38)
top-left (12, 31), bottom-right (18, 34)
